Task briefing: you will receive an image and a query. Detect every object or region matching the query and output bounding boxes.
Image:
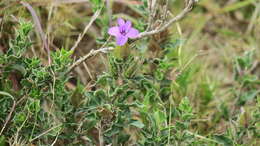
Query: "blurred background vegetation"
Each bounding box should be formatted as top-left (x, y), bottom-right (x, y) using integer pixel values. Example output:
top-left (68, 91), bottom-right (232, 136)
top-left (0, 0), bottom-right (260, 145)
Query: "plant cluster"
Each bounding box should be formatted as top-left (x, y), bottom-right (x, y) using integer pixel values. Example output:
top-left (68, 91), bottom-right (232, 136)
top-left (0, 0), bottom-right (259, 145)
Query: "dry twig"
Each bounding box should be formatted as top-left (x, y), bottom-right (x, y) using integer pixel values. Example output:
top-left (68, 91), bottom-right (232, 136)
top-left (0, 92), bottom-right (16, 136)
top-left (67, 47), bottom-right (114, 74)
top-left (71, 9), bottom-right (102, 52)
top-left (137, 0), bottom-right (195, 38)
top-left (29, 124), bottom-right (62, 142)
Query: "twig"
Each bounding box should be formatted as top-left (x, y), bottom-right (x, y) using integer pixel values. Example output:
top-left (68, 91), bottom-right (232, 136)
top-left (53, 0), bottom-right (89, 5)
top-left (147, 0), bottom-right (151, 12)
top-left (71, 9), bottom-right (102, 52)
top-left (67, 35), bottom-right (111, 74)
top-left (0, 91), bottom-right (16, 136)
top-left (12, 113), bottom-right (29, 145)
top-left (0, 93), bottom-right (28, 136)
top-left (246, 2), bottom-right (260, 34)
top-left (0, 101), bottom-right (15, 135)
top-left (83, 62), bottom-right (94, 80)
top-left (67, 47), bottom-right (114, 74)
top-left (30, 124), bottom-right (62, 142)
top-left (137, 0), bottom-right (195, 38)
top-left (248, 60), bottom-right (259, 73)
top-left (146, 0), bottom-right (157, 31)
top-left (106, 0), bottom-right (112, 25)
top-left (162, 0), bottom-right (169, 22)
top-left (50, 131), bottom-right (60, 146)
top-left (151, 0), bottom-right (158, 16)
top-left (185, 130), bottom-right (219, 143)
top-left (113, 0), bottom-right (142, 5)
top-left (21, 1), bottom-right (51, 65)
top-left (16, 95), bottom-right (27, 105)
top-left (99, 122), bottom-right (104, 146)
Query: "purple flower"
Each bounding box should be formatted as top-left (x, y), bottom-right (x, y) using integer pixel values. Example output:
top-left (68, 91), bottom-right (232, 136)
top-left (108, 18), bottom-right (139, 46)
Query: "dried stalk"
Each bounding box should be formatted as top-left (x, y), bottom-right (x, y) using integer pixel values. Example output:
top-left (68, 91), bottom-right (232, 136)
top-left (137, 0), bottom-right (195, 38)
top-left (0, 92), bottom-right (16, 136)
top-left (71, 9), bottom-right (102, 52)
top-left (67, 47), bottom-right (114, 74)
top-left (21, 1), bottom-right (51, 65)
top-left (29, 124), bottom-right (62, 142)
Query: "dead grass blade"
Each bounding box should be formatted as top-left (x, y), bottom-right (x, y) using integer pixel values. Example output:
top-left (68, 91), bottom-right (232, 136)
top-left (21, 1), bottom-right (51, 65)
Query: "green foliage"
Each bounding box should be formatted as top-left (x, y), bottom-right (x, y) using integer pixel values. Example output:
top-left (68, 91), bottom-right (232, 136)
top-left (0, 21), bottom-right (73, 144)
top-left (8, 20), bottom-right (33, 58)
top-left (233, 50), bottom-right (259, 106)
top-left (89, 0), bottom-right (102, 11)
top-left (1, 0), bottom-right (260, 145)
top-left (0, 136), bottom-right (6, 146)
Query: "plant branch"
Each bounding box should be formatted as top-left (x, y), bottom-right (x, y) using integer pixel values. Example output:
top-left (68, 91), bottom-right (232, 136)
top-left (0, 92), bottom-right (16, 136)
top-left (185, 130), bottom-right (219, 143)
top-left (67, 47), bottom-right (113, 74)
top-left (30, 124), bottom-right (62, 142)
top-left (71, 9), bottom-right (102, 52)
top-left (137, 0), bottom-right (195, 38)
top-left (146, 0), bottom-right (158, 31)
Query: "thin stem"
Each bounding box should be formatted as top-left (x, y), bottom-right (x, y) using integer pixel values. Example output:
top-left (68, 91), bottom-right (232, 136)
top-left (185, 130), bottom-right (219, 143)
top-left (21, 1), bottom-right (51, 65)
top-left (30, 124), bottom-right (62, 142)
top-left (138, 0), bottom-right (195, 38)
top-left (66, 47), bottom-right (114, 74)
top-left (71, 9), bottom-right (102, 52)
top-left (0, 91), bottom-right (16, 136)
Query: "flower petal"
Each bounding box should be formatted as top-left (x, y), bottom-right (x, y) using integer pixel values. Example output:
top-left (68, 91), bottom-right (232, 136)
top-left (116, 35), bottom-right (128, 46)
top-left (108, 26), bottom-right (120, 36)
top-left (126, 28), bottom-right (139, 38)
top-left (117, 18), bottom-right (125, 26)
top-left (125, 21), bottom-right (132, 32)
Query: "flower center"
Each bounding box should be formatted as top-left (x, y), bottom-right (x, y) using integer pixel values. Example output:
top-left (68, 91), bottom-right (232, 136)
top-left (120, 29), bottom-right (127, 36)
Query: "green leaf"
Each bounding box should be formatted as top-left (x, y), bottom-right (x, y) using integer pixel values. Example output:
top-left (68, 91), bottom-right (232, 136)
top-left (118, 133), bottom-right (130, 143)
top-left (175, 68), bottom-right (192, 94)
top-left (235, 50), bottom-right (254, 71)
top-left (0, 136), bottom-right (6, 146)
top-left (130, 120), bottom-right (145, 129)
top-left (154, 111), bottom-right (166, 129)
top-left (94, 89), bottom-right (107, 99)
top-left (220, 0), bottom-right (256, 13)
top-left (89, 0), bottom-right (102, 11)
top-left (155, 69), bottom-right (164, 80)
top-left (213, 135), bottom-right (233, 146)
top-left (96, 73), bottom-right (112, 86)
top-left (197, 82), bottom-right (214, 105)
top-left (9, 64), bottom-right (27, 75)
top-left (238, 90), bottom-right (260, 105)
top-left (179, 97), bottom-right (192, 113)
top-left (8, 20), bottom-right (33, 57)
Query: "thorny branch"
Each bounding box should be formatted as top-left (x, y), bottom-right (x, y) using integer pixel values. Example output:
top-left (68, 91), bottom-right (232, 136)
top-left (68, 0), bottom-right (196, 73)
